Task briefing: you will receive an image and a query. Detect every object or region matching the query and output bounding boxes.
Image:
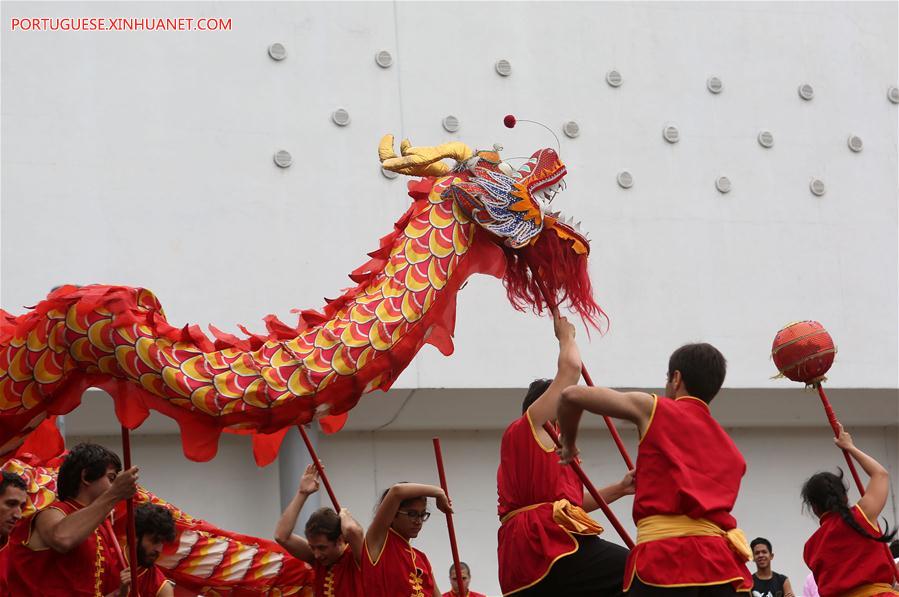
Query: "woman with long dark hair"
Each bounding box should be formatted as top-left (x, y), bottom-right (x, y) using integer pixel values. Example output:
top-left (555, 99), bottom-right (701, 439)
top-left (801, 424), bottom-right (898, 597)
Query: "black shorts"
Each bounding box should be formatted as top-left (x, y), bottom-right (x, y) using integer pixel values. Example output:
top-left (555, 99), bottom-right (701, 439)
top-left (514, 534), bottom-right (629, 597)
top-left (627, 577), bottom-right (745, 597)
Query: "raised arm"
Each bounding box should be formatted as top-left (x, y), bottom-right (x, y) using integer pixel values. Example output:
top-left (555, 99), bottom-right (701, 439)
top-left (339, 507), bottom-right (365, 566)
top-left (33, 466), bottom-right (138, 553)
top-left (834, 424), bottom-right (890, 523)
top-left (273, 464), bottom-right (320, 563)
top-left (365, 483), bottom-right (451, 563)
top-left (557, 386), bottom-right (655, 464)
top-left (526, 309), bottom-right (582, 432)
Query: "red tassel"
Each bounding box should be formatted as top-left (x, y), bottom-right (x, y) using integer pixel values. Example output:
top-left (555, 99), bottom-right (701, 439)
top-left (501, 232), bottom-right (607, 332)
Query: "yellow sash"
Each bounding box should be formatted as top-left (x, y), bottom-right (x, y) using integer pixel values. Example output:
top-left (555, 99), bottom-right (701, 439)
top-left (501, 499), bottom-right (604, 535)
top-left (841, 583), bottom-right (899, 597)
top-left (636, 515), bottom-right (751, 561)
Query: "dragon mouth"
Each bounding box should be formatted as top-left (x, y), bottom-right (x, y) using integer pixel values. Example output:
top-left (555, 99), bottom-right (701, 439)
top-left (531, 177), bottom-right (590, 253)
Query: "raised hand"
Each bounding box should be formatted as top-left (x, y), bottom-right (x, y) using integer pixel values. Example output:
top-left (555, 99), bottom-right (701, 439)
top-left (834, 423), bottom-right (855, 451)
top-left (298, 464), bottom-right (320, 496)
top-left (107, 467), bottom-right (139, 502)
top-left (552, 309), bottom-right (576, 343)
top-left (434, 490), bottom-right (453, 515)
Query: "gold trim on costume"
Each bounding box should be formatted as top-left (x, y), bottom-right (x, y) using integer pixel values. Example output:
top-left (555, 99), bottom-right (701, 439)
top-left (639, 394), bottom-right (659, 444)
top-left (525, 410), bottom-right (554, 453)
top-left (674, 396), bottom-right (711, 411)
top-left (500, 499), bottom-right (604, 596)
top-left (852, 504), bottom-right (882, 533)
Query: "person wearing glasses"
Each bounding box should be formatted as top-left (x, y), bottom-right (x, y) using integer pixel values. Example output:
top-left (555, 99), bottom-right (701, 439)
top-left (363, 482), bottom-right (451, 597)
top-left (497, 309), bottom-right (634, 597)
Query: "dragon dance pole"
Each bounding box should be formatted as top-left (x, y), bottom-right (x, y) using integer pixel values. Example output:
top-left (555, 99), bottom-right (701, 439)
top-left (432, 438), bottom-right (466, 595)
top-left (120, 426), bottom-right (139, 597)
top-left (813, 383), bottom-right (865, 494)
top-left (296, 425), bottom-right (341, 511)
top-left (526, 264), bottom-right (635, 470)
top-left (542, 422), bottom-right (635, 549)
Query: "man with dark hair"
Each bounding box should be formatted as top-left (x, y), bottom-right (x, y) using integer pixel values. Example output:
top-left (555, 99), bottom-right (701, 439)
top-left (0, 471), bottom-right (27, 596)
top-left (558, 342), bottom-right (753, 597)
top-left (126, 503), bottom-right (176, 596)
top-left (441, 561), bottom-right (487, 597)
top-left (750, 537), bottom-right (793, 597)
top-left (6, 442), bottom-right (139, 596)
top-left (497, 309), bottom-right (634, 597)
top-left (274, 464), bottom-right (363, 596)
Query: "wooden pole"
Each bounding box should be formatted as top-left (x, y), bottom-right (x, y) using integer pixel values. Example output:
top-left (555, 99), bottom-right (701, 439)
top-left (432, 438), bottom-right (466, 595)
top-left (542, 422), bottom-right (635, 549)
top-left (297, 425), bottom-right (341, 511)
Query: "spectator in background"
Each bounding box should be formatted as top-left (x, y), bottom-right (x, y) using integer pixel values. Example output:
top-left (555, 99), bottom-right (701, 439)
top-left (750, 537), bottom-right (794, 597)
top-left (442, 561), bottom-right (486, 597)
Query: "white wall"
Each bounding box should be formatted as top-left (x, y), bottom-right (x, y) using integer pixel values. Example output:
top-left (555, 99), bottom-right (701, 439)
top-left (2, 1), bottom-right (896, 389)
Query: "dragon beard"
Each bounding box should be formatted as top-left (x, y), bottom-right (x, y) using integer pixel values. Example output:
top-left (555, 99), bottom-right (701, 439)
top-left (501, 231), bottom-right (607, 333)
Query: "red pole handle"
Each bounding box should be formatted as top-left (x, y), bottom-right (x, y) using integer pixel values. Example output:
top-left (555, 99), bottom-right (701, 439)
top-left (120, 426), bottom-right (139, 597)
top-left (542, 422), bottom-right (635, 549)
top-left (432, 438), bottom-right (465, 595)
top-left (526, 262), bottom-right (634, 470)
top-left (814, 384), bottom-right (865, 495)
top-left (297, 425), bottom-right (341, 511)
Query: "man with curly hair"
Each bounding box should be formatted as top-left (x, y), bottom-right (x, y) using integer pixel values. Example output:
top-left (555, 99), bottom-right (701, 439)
top-left (124, 503), bottom-right (176, 597)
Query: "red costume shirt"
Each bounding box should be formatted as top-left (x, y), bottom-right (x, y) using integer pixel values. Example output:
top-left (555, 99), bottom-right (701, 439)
top-left (6, 499), bottom-right (125, 596)
top-left (363, 528), bottom-right (436, 597)
top-left (313, 544), bottom-right (363, 597)
top-left (624, 396), bottom-right (752, 591)
top-left (804, 504), bottom-right (899, 597)
top-left (135, 565), bottom-right (171, 596)
top-left (0, 537), bottom-right (9, 597)
top-left (497, 411), bottom-right (596, 595)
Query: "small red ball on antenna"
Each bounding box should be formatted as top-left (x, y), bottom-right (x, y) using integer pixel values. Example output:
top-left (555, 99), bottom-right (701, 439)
top-left (503, 114), bottom-right (517, 128)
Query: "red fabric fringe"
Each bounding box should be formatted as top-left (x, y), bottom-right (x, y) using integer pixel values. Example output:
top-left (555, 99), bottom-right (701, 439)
top-left (501, 232), bottom-right (608, 333)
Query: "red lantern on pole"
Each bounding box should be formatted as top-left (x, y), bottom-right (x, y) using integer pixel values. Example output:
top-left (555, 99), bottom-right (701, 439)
top-left (771, 321), bottom-right (836, 384)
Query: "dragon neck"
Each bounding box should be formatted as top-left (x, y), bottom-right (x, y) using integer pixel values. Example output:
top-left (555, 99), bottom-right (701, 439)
top-left (0, 176), bottom-right (506, 462)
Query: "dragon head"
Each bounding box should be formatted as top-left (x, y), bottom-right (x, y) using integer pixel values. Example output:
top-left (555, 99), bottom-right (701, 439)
top-left (379, 135), bottom-right (606, 330)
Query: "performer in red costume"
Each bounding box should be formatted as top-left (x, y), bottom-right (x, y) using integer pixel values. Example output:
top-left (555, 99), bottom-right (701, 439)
top-left (363, 482), bottom-right (451, 597)
top-left (802, 424), bottom-right (898, 597)
top-left (120, 503), bottom-right (176, 597)
top-left (6, 442), bottom-right (138, 596)
top-left (0, 472), bottom-right (27, 596)
top-left (558, 342), bottom-right (753, 596)
top-left (497, 309), bottom-right (634, 597)
top-left (441, 561), bottom-right (486, 597)
top-left (275, 464), bottom-right (364, 596)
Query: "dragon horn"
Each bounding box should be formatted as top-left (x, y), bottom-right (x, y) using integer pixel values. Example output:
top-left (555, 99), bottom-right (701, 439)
top-left (378, 134), bottom-right (398, 162)
top-left (378, 134), bottom-right (475, 178)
